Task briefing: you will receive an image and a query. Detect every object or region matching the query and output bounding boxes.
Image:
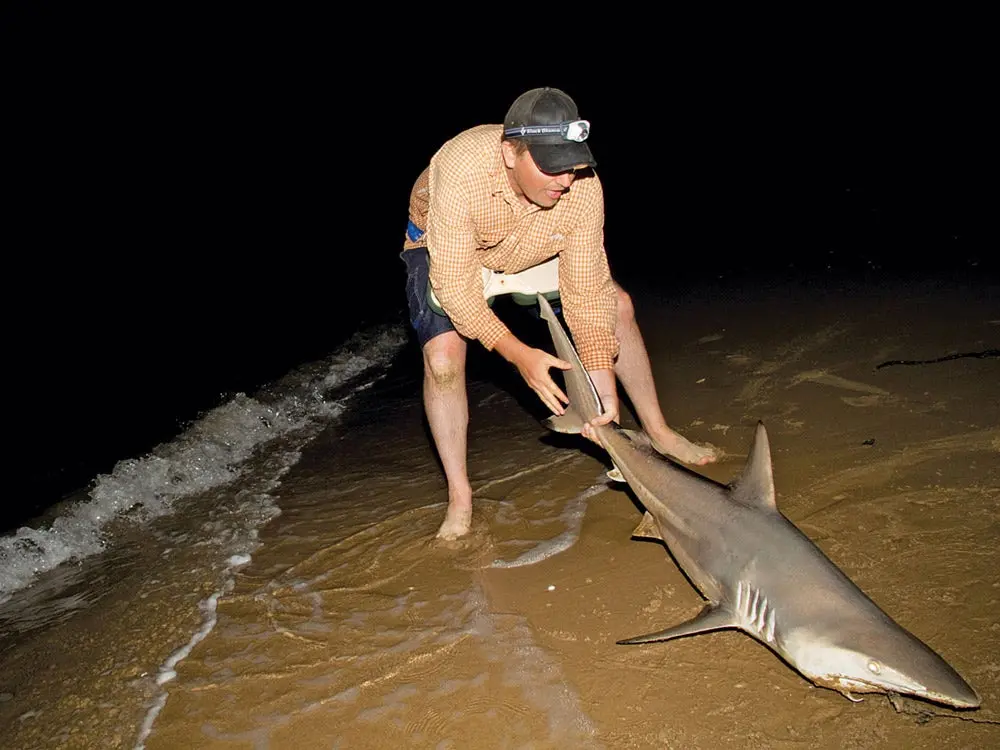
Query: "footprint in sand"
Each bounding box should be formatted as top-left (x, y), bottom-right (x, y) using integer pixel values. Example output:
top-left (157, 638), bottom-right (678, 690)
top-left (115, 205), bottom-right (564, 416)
top-left (698, 333), bottom-right (725, 344)
top-left (724, 353), bottom-right (754, 367)
top-left (788, 369), bottom-right (890, 396)
top-left (841, 395), bottom-right (884, 408)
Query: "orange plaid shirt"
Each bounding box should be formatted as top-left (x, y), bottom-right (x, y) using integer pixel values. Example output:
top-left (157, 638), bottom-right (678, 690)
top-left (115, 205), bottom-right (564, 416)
top-left (402, 124), bottom-right (619, 371)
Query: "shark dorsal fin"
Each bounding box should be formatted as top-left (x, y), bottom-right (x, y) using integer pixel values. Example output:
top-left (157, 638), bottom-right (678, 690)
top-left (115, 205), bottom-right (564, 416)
top-left (730, 421), bottom-right (777, 511)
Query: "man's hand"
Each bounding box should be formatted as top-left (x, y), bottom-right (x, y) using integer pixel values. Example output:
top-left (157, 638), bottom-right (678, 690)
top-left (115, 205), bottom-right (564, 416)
top-left (581, 368), bottom-right (619, 446)
top-left (494, 334), bottom-right (571, 416)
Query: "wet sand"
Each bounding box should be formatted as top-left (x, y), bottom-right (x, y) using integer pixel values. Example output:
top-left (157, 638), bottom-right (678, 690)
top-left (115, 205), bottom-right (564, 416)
top-left (3, 276), bottom-right (998, 748)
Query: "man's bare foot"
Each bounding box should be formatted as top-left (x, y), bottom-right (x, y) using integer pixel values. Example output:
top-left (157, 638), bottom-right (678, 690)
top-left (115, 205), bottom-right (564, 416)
top-left (649, 429), bottom-right (718, 466)
top-left (436, 501), bottom-right (472, 541)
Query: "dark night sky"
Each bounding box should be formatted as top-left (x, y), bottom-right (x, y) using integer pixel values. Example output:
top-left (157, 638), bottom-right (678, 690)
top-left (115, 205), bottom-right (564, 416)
top-left (4, 8), bottom-right (994, 513)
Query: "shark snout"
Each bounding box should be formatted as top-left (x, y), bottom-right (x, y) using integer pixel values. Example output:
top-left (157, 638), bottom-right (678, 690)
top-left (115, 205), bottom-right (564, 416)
top-left (925, 672), bottom-right (981, 710)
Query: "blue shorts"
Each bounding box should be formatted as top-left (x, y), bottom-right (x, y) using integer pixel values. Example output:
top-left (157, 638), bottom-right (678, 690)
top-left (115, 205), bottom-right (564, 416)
top-left (401, 247), bottom-right (456, 347)
top-left (400, 246), bottom-right (562, 348)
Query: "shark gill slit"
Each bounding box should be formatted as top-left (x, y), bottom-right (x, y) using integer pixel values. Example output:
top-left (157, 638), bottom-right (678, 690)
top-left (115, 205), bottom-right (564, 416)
top-left (739, 581), bottom-right (776, 644)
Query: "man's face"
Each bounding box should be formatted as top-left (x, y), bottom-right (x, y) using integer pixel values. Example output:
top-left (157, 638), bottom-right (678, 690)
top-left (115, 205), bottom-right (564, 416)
top-left (502, 141), bottom-right (586, 209)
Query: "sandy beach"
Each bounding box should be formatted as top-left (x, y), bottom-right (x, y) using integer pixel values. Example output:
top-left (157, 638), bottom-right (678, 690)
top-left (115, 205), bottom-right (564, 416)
top-left (2, 276), bottom-right (997, 749)
top-left (5, 9), bottom-right (997, 748)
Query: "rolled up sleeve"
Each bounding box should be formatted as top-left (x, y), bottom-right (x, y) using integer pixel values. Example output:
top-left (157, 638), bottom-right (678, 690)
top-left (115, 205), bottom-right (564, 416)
top-left (557, 178), bottom-right (619, 371)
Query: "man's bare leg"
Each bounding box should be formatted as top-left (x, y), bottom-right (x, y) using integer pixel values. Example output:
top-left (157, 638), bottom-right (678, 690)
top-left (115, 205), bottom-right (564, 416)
top-left (422, 331), bottom-right (475, 539)
top-left (612, 284), bottom-right (717, 466)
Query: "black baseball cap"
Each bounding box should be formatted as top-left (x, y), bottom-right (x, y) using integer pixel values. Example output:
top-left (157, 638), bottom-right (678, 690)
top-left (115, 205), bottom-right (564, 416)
top-left (503, 87), bottom-right (596, 174)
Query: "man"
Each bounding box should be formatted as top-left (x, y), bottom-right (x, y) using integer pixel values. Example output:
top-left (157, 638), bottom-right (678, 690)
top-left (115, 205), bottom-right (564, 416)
top-left (401, 87), bottom-right (716, 540)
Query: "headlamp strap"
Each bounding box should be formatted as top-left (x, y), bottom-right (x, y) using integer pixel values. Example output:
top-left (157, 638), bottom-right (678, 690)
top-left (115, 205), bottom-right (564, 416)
top-left (503, 120), bottom-right (590, 142)
top-left (505, 125), bottom-right (565, 138)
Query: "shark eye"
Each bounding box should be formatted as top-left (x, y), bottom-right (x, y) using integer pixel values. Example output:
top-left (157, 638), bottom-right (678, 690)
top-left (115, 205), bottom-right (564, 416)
top-left (867, 660), bottom-right (882, 674)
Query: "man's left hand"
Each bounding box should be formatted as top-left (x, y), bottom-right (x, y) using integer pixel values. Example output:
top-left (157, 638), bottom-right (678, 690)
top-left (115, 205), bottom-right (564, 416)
top-left (581, 368), bottom-right (619, 445)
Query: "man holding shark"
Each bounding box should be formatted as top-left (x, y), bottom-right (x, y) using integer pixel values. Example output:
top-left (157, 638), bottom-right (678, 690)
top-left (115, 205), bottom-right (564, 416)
top-left (400, 86), bottom-right (716, 540)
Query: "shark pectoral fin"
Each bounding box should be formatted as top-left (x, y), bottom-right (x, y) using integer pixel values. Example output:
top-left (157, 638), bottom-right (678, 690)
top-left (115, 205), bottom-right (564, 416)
top-left (631, 511), bottom-right (662, 540)
top-left (543, 413), bottom-right (585, 434)
top-left (617, 605), bottom-right (737, 645)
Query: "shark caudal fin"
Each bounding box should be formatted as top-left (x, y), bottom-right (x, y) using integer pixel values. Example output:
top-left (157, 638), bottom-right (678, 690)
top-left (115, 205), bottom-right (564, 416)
top-left (536, 294), bottom-right (604, 424)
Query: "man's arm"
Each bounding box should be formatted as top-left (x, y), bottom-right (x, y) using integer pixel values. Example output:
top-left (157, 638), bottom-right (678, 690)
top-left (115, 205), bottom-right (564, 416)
top-left (555, 176), bottom-right (618, 372)
top-left (554, 176), bottom-right (620, 444)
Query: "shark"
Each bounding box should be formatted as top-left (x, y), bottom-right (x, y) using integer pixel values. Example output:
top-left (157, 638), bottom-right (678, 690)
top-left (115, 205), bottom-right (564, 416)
top-left (535, 294), bottom-right (980, 710)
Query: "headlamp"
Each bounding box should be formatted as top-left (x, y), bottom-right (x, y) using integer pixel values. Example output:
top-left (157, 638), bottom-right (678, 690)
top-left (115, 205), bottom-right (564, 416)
top-left (503, 119), bottom-right (591, 143)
